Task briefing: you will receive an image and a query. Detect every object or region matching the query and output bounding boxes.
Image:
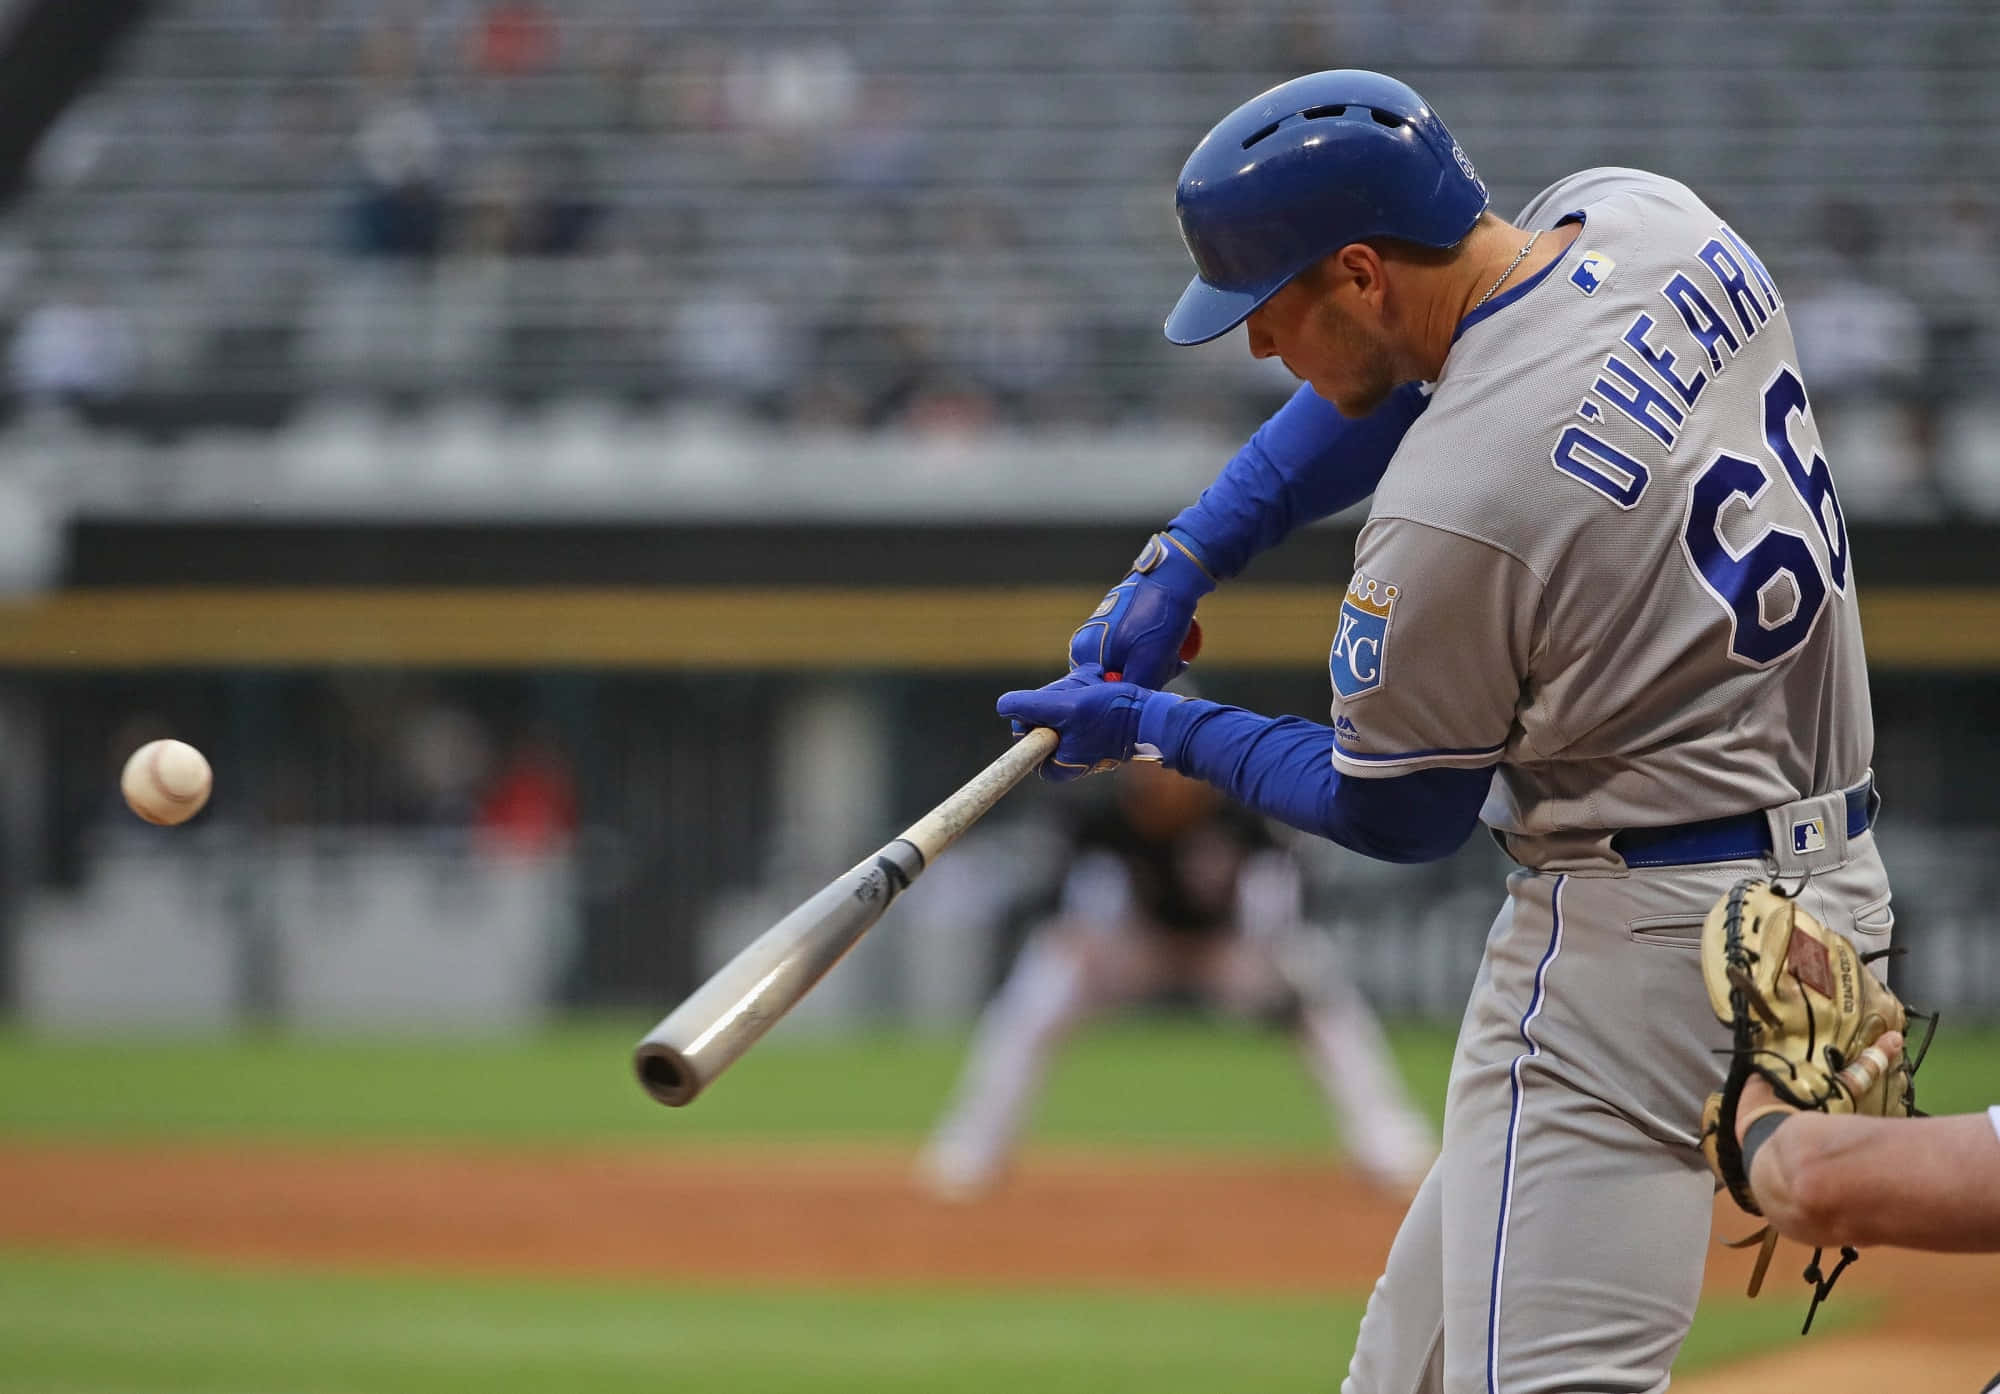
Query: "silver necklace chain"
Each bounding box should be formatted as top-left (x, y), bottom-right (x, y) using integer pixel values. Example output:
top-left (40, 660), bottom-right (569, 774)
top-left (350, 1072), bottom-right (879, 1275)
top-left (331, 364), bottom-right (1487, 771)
top-left (1473, 229), bottom-right (1543, 310)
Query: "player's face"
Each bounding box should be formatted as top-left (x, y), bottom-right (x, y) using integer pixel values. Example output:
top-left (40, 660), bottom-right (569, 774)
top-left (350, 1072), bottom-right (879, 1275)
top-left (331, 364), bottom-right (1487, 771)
top-left (1246, 273), bottom-right (1401, 417)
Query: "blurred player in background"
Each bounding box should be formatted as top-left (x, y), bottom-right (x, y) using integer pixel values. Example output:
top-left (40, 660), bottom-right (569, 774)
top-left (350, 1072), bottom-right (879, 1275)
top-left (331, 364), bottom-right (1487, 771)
top-left (918, 759), bottom-right (1436, 1201)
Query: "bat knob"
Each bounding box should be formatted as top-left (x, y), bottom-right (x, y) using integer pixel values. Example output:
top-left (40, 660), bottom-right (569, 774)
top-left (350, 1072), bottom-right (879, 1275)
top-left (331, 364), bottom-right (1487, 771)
top-left (1181, 616), bottom-right (1204, 663)
top-left (635, 1045), bottom-right (699, 1106)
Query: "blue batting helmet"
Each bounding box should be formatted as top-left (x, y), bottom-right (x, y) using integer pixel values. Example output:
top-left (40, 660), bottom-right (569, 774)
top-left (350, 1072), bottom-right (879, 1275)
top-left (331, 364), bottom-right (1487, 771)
top-left (1164, 70), bottom-right (1489, 346)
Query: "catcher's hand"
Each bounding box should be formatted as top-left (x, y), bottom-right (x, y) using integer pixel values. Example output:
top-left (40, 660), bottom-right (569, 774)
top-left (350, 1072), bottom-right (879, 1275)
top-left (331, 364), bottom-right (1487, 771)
top-left (1696, 878), bottom-right (1928, 1331)
top-left (1698, 879), bottom-right (1913, 1215)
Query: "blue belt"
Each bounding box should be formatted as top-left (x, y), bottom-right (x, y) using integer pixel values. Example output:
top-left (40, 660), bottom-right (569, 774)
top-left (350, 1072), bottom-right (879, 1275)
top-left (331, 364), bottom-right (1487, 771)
top-left (1611, 779), bottom-right (1878, 870)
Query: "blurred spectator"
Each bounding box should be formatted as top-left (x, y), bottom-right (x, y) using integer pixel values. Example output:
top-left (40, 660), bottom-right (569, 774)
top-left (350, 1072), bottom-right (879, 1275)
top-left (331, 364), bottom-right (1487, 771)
top-left (723, 39), bottom-right (859, 169)
top-left (814, 304), bottom-right (936, 427)
top-left (666, 283), bottom-right (804, 416)
top-left (470, 2), bottom-right (557, 76)
top-left (477, 731), bottom-right (578, 854)
top-left (1788, 198), bottom-right (1936, 517)
top-left (394, 699), bottom-right (492, 827)
top-left (894, 378), bottom-right (1001, 437)
top-left (724, 40), bottom-right (859, 135)
top-left (1912, 194), bottom-right (2000, 402)
top-left (1790, 199), bottom-right (1926, 399)
top-left (9, 290), bottom-right (138, 403)
top-left (516, 146), bottom-right (602, 257)
top-left (454, 146), bottom-right (601, 260)
top-left (346, 102), bottom-right (448, 260)
top-left (637, 37), bottom-right (734, 133)
top-left (915, 203), bottom-right (1086, 419)
top-left (827, 78), bottom-right (924, 197)
top-left (951, 292), bottom-right (1079, 411)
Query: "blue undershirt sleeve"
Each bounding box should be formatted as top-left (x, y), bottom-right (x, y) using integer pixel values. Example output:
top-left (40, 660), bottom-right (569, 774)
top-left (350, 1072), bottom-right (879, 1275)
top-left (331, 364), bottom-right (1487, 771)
top-left (1137, 695), bottom-right (1490, 863)
top-left (1167, 380), bottom-right (1429, 579)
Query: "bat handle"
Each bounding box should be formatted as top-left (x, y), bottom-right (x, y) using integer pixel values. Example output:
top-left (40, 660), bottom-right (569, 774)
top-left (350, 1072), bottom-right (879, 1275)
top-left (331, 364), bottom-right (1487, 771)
top-left (896, 726), bottom-right (1057, 865)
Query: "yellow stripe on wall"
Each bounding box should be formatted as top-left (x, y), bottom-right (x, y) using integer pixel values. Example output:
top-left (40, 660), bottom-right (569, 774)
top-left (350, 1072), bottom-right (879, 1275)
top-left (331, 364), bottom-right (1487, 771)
top-left (0, 585), bottom-right (1988, 669)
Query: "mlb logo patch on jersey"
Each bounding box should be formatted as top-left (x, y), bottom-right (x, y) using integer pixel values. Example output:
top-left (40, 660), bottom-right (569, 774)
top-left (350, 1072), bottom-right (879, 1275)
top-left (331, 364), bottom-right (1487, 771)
top-left (1331, 573), bottom-right (1397, 699)
top-left (1792, 817), bottom-right (1827, 855)
top-left (1570, 250), bottom-right (1614, 296)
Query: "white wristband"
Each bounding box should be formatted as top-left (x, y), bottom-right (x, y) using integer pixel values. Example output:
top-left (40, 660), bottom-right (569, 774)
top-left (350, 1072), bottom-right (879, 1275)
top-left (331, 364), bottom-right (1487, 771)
top-left (1989, 1105), bottom-right (2000, 1145)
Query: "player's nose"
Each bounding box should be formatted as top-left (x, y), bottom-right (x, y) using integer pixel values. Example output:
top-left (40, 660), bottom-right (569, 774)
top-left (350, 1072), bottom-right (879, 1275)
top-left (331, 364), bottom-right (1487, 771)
top-left (1245, 317), bottom-right (1277, 359)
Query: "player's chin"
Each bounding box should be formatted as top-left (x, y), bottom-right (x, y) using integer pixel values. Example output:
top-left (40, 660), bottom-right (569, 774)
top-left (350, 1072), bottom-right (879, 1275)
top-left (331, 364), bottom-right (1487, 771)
top-left (1315, 380), bottom-right (1395, 419)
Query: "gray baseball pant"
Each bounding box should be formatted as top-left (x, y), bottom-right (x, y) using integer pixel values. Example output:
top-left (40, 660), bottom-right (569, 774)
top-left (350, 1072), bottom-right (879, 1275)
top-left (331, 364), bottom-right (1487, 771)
top-left (1342, 844), bottom-right (1893, 1393)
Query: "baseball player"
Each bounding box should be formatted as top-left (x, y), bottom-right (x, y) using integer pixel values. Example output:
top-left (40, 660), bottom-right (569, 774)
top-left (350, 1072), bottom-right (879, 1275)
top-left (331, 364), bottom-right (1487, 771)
top-left (996, 69), bottom-right (1890, 1390)
top-left (1731, 1032), bottom-right (2000, 1252)
top-left (918, 759), bottom-right (1437, 1201)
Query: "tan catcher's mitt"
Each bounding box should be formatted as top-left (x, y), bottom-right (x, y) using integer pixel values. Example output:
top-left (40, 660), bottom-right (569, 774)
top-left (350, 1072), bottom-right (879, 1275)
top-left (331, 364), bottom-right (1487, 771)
top-left (1697, 878), bottom-right (1928, 1331)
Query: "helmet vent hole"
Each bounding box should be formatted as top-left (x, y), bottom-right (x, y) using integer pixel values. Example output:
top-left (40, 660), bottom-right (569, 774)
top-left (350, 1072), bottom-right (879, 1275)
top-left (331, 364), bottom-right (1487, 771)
top-left (1301, 104), bottom-right (1346, 120)
top-left (1241, 120), bottom-right (1283, 149)
top-left (1369, 109), bottom-right (1405, 128)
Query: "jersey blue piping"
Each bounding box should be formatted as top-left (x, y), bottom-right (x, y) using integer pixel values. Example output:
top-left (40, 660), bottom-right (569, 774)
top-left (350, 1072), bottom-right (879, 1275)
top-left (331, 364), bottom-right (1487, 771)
top-left (1454, 211), bottom-right (1586, 343)
top-left (1332, 737), bottom-right (1506, 763)
top-left (1487, 872), bottom-right (1567, 1394)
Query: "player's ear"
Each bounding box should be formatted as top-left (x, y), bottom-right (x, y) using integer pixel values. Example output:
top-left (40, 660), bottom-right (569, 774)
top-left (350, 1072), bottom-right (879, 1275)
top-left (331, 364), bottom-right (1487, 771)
top-left (1329, 243), bottom-right (1387, 308)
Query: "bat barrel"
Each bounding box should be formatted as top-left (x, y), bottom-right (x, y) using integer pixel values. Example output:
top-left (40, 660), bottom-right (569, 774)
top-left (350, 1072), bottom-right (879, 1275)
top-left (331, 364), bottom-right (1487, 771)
top-left (631, 728), bottom-right (1058, 1108)
top-left (632, 846), bottom-right (921, 1107)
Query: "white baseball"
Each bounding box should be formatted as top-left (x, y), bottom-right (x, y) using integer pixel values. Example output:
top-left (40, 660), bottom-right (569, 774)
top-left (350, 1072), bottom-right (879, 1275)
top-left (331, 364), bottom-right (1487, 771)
top-left (120, 739), bottom-right (213, 826)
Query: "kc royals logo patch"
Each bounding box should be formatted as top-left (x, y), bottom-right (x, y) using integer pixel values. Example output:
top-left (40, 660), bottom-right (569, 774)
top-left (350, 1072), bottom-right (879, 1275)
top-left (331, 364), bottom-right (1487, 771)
top-left (1331, 573), bottom-right (1397, 699)
top-left (1570, 250), bottom-right (1614, 295)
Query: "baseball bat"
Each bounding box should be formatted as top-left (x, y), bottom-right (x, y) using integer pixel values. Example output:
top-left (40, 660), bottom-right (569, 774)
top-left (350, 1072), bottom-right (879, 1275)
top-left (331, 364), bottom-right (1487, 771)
top-left (633, 726), bottom-right (1059, 1108)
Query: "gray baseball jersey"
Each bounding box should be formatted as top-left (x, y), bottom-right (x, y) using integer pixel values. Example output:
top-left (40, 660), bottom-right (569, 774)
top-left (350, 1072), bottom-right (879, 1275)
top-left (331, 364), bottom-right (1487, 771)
top-left (1326, 168), bottom-right (1870, 866)
top-left (1329, 170), bottom-right (1895, 1394)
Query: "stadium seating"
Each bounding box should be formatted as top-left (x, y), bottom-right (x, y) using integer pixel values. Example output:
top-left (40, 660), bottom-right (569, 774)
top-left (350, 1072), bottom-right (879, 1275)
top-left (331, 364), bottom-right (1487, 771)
top-left (0, 0), bottom-right (1992, 509)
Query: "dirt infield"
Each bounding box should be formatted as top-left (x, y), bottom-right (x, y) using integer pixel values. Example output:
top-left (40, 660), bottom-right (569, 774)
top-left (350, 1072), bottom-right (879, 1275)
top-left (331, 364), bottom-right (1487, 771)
top-left (0, 1140), bottom-right (1994, 1382)
top-left (0, 1141), bottom-right (1408, 1291)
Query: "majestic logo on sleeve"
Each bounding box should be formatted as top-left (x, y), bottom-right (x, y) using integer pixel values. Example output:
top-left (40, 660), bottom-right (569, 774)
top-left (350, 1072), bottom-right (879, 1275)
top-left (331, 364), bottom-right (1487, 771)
top-left (1330, 573), bottom-right (1397, 699)
top-left (1570, 250), bottom-right (1615, 296)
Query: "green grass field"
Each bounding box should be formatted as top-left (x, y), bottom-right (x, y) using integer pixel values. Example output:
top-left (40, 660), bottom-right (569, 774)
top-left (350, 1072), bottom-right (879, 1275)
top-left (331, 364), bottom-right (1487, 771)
top-left (0, 1015), bottom-right (1967, 1392)
top-left (5, 1016), bottom-right (1992, 1148)
top-left (0, 1015), bottom-right (1459, 1149)
top-left (0, 1250), bottom-right (1857, 1394)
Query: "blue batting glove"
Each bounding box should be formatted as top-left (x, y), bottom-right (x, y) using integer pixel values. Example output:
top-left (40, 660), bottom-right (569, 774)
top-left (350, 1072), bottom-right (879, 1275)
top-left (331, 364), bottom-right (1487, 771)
top-left (1000, 668), bottom-right (1097, 744)
top-left (1068, 530), bottom-right (1215, 689)
top-left (997, 666), bottom-right (1165, 782)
